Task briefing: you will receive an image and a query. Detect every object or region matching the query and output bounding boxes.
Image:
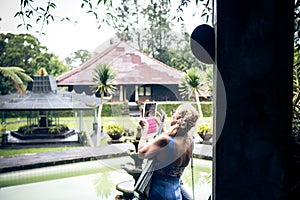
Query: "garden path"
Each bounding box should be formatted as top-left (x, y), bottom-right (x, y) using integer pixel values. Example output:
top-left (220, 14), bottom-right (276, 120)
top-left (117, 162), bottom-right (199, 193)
top-left (0, 143), bottom-right (212, 173)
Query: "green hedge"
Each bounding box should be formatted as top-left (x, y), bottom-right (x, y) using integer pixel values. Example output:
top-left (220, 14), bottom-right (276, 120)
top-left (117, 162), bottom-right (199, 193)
top-left (157, 101), bottom-right (213, 117)
top-left (199, 101), bottom-right (213, 117)
top-left (101, 101), bottom-right (213, 117)
top-left (102, 102), bottom-right (124, 116)
top-left (2, 101), bottom-right (213, 118)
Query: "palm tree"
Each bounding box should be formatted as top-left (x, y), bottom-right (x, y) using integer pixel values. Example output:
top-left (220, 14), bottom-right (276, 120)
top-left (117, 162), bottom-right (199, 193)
top-left (179, 67), bottom-right (208, 122)
top-left (0, 66), bottom-right (33, 96)
top-left (91, 64), bottom-right (117, 146)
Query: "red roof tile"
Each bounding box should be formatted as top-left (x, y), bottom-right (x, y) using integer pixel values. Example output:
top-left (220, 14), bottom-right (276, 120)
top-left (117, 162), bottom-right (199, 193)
top-left (57, 41), bottom-right (184, 86)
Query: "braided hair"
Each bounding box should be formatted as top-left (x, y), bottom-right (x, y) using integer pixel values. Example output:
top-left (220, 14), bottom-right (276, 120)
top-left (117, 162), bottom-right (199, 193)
top-left (176, 103), bottom-right (199, 135)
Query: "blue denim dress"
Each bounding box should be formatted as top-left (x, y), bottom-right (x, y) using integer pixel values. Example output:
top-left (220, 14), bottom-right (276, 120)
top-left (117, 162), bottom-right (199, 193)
top-left (148, 137), bottom-right (186, 200)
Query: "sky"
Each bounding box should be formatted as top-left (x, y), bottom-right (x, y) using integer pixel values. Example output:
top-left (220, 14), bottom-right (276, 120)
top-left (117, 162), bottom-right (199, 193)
top-left (0, 0), bottom-right (208, 60)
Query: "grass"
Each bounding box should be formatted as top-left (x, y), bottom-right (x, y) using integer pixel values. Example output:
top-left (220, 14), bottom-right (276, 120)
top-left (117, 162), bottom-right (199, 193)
top-left (0, 146), bottom-right (83, 158)
top-left (4, 116), bottom-right (212, 133)
top-left (1, 116), bottom-right (212, 158)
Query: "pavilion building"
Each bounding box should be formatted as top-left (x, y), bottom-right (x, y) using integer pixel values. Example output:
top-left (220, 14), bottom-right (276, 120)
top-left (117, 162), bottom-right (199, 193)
top-left (56, 41), bottom-right (185, 103)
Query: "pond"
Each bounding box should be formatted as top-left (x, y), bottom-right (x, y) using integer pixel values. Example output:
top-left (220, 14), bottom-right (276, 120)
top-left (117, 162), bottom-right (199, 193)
top-left (0, 157), bottom-right (212, 200)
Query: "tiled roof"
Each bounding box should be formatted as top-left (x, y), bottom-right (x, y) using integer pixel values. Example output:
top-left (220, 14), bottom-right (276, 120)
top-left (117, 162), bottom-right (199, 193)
top-left (57, 41), bottom-right (184, 86)
top-left (0, 75), bottom-right (101, 110)
top-left (0, 90), bottom-right (100, 110)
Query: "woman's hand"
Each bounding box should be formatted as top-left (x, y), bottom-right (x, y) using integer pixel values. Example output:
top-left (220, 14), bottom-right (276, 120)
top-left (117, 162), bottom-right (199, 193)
top-left (139, 119), bottom-right (147, 129)
top-left (138, 118), bottom-right (149, 139)
top-left (164, 123), bottom-right (180, 136)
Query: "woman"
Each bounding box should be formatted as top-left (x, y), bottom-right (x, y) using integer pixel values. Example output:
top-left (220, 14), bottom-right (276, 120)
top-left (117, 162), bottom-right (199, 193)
top-left (138, 103), bottom-right (199, 200)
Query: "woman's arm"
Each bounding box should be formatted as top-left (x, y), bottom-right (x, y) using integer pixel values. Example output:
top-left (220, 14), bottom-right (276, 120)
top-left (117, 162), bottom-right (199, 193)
top-left (137, 133), bottom-right (170, 159)
top-left (137, 116), bottom-right (179, 159)
top-left (138, 135), bottom-right (169, 159)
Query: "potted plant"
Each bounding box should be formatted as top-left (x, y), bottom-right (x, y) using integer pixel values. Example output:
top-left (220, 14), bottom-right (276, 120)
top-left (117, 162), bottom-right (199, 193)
top-left (49, 124), bottom-right (69, 134)
top-left (106, 123), bottom-right (124, 140)
top-left (18, 125), bottom-right (32, 135)
top-left (0, 122), bottom-right (6, 133)
top-left (197, 123), bottom-right (213, 141)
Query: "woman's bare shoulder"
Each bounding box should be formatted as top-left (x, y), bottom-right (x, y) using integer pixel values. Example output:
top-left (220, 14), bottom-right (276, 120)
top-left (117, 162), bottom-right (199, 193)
top-left (154, 134), bottom-right (170, 147)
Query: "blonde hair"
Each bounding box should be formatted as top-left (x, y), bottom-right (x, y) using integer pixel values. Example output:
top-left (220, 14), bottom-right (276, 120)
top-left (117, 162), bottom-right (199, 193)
top-left (164, 103), bottom-right (199, 137)
top-left (176, 103), bottom-right (199, 135)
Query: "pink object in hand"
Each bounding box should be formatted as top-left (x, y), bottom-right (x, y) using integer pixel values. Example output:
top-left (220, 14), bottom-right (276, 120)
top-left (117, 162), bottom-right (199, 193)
top-left (146, 118), bottom-right (157, 134)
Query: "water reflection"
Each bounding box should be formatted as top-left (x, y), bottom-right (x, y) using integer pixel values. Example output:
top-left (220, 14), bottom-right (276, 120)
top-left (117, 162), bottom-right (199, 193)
top-left (93, 169), bottom-right (115, 199)
top-left (0, 158), bottom-right (211, 200)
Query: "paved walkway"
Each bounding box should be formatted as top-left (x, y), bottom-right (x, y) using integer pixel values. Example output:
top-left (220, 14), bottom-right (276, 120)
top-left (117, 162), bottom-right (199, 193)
top-left (0, 143), bottom-right (212, 173)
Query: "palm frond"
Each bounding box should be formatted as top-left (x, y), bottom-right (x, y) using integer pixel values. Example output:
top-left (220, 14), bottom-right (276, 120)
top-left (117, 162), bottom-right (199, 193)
top-left (0, 66), bottom-right (33, 96)
top-left (91, 63), bottom-right (117, 95)
top-left (179, 67), bottom-right (207, 99)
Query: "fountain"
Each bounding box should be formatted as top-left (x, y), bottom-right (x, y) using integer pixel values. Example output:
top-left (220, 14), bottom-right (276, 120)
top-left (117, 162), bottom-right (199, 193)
top-left (116, 127), bottom-right (143, 199)
top-left (121, 139), bottom-right (143, 183)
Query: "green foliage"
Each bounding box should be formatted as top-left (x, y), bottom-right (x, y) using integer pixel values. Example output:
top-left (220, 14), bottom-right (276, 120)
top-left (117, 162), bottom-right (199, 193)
top-left (102, 103), bottom-right (124, 116)
top-left (200, 102), bottom-right (213, 117)
top-left (197, 123), bottom-right (211, 134)
top-left (293, 47), bottom-right (300, 141)
top-left (0, 66), bottom-right (33, 95)
top-left (14, 0), bottom-right (69, 34)
top-left (105, 122), bottom-right (124, 139)
top-left (0, 146), bottom-right (81, 158)
top-left (100, 101), bottom-right (213, 117)
top-left (0, 33), bottom-right (68, 94)
top-left (176, 0), bottom-right (212, 23)
top-left (65, 49), bottom-right (91, 70)
top-left (11, 1), bottom-right (214, 74)
top-left (0, 33), bottom-right (43, 75)
top-left (13, 0), bottom-right (211, 34)
top-left (31, 53), bottom-right (68, 77)
top-left (106, 123), bottom-right (124, 134)
top-left (18, 125), bottom-right (32, 135)
top-left (180, 67), bottom-right (209, 99)
top-left (157, 102), bottom-right (212, 118)
top-left (157, 102), bottom-right (182, 116)
top-left (293, 1), bottom-right (300, 141)
top-left (48, 124), bottom-right (69, 134)
top-left (91, 63), bottom-right (117, 97)
top-left (102, 0), bottom-right (202, 68)
top-left (168, 33), bottom-right (207, 72)
top-left (0, 122), bottom-right (6, 132)
top-left (295, 0), bottom-right (300, 51)
top-left (0, 66), bottom-right (33, 84)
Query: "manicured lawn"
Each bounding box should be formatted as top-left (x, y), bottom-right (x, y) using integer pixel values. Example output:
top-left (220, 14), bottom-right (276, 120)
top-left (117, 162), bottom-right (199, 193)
top-left (0, 146), bottom-right (83, 158)
top-left (1, 116), bottom-right (212, 158)
top-left (4, 116), bottom-right (212, 132)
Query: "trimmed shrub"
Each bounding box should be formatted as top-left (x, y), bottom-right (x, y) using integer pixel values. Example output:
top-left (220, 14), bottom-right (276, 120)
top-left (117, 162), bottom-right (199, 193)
top-left (101, 102), bottom-right (124, 116)
top-left (157, 101), bottom-right (213, 117)
top-left (199, 101), bottom-right (213, 117)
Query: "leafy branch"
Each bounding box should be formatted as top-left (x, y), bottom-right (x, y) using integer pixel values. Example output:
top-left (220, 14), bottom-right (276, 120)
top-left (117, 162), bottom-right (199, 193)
top-left (174, 0), bottom-right (212, 23)
top-left (13, 0), bottom-right (212, 33)
top-left (14, 0), bottom-right (72, 34)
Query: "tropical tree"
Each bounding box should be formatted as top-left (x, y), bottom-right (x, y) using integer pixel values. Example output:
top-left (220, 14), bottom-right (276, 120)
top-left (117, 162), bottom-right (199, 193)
top-left (0, 66), bottom-right (33, 96)
top-left (31, 52), bottom-right (68, 77)
top-left (0, 33), bottom-right (68, 94)
top-left (91, 64), bottom-right (117, 146)
top-left (13, 0), bottom-right (212, 34)
top-left (168, 32), bottom-right (207, 72)
top-left (10, 1), bottom-right (213, 73)
top-left (65, 49), bottom-right (91, 70)
top-left (0, 33), bottom-right (44, 75)
top-left (179, 67), bottom-right (209, 122)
